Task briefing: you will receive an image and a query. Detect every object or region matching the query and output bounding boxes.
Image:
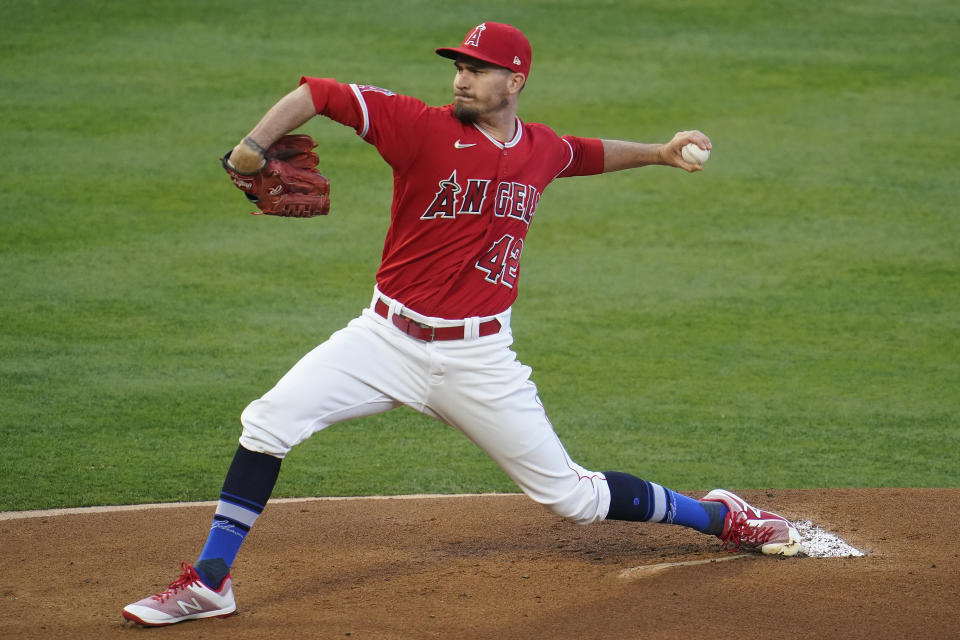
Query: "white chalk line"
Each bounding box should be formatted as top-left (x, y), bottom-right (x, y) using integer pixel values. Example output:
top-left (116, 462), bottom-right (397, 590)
top-left (0, 493), bottom-right (521, 522)
top-left (619, 554), bottom-right (750, 579)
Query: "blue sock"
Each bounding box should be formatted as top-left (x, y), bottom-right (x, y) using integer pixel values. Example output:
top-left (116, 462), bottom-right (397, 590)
top-left (603, 471), bottom-right (727, 535)
top-left (195, 446), bottom-right (282, 588)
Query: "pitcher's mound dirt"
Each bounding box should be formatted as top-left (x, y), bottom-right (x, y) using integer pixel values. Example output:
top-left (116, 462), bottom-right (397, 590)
top-left (2, 488), bottom-right (958, 639)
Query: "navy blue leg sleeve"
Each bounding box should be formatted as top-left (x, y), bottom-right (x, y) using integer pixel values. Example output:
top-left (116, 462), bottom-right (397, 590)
top-left (604, 471), bottom-right (716, 533)
top-left (195, 446), bottom-right (282, 587)
top-left (604, 471), bottom-right (659, 521)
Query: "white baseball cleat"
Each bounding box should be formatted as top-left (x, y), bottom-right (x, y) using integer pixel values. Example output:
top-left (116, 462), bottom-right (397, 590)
top-left (701, 489), bottom-right (802, 556)
top-left (122, 562), bottom-right (237, 627)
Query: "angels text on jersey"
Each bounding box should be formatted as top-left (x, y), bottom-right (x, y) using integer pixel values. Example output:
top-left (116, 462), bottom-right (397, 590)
top-left (420, 170), bottom-right (542, 225)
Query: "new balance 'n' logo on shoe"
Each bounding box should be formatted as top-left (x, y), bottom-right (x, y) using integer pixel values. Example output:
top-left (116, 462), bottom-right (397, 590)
top-left (122, 562), bottom-right (237, 627)
top-left (701, 489), bottom-right (802, 556)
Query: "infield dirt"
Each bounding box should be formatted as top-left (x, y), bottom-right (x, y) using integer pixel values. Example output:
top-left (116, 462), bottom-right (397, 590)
top-left (1, 489), bottom-right (957, 639)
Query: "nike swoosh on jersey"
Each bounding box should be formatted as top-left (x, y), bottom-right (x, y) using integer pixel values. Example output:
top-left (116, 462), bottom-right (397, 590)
top-left (454, 140), bottom-right (477, 149)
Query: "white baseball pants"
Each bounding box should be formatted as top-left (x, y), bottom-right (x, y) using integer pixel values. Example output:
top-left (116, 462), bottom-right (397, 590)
top-left (239, 289), bottom-right (611, 524)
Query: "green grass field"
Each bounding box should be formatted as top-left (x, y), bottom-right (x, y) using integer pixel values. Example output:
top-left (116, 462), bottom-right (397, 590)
top-left (2, 1), bottom-right (958, 511)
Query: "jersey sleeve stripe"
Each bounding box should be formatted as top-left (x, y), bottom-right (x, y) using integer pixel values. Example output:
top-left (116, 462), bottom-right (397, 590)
top-left (349, 83), bottom-right (371, 139)
top-left (554, 138), bottom-right (576, 180)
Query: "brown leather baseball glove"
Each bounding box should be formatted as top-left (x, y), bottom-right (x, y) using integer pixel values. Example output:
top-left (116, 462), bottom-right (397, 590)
top-left (222, 135), bottom-right (330, 217)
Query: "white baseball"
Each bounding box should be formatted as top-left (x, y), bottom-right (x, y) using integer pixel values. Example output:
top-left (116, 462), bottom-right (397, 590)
top-left (681, 143), bottom-right (710, 165)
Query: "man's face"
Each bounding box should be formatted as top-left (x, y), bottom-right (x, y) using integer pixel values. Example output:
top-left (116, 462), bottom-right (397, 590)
top-left (452, 56), bottom-right (514, 123)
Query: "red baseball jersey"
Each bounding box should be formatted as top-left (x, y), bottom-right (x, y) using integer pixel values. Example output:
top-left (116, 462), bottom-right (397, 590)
top-left (300, 77), bottom-right (605, 319)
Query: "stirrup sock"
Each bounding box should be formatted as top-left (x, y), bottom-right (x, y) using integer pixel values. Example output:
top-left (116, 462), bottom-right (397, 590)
top-left (603, 471), bottom-right (726, 534)
top-left (196, 445), bottom-right (282, 587)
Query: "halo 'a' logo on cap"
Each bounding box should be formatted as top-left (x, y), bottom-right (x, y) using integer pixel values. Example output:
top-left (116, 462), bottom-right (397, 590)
top-left (463, 23), bottom-right (486, 47)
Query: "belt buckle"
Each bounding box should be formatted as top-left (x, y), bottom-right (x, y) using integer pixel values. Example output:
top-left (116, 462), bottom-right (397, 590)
top-left (395, 313), bottom-right (436, 341)
top-left (414, 319), bottom-right (437, 341)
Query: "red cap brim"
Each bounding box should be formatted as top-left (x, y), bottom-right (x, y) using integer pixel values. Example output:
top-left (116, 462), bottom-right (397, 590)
top-left (436, 46), bottom-right (518, 73)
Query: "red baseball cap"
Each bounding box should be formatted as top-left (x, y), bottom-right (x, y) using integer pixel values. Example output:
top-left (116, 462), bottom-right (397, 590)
top-left (436, 22), bottom-right (532, 79)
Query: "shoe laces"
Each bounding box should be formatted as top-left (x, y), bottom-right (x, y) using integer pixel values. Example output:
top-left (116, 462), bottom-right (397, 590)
top-left (150, 562), bottom-right (200, 603)
top-left (721, 510), bottom-right (776, 550)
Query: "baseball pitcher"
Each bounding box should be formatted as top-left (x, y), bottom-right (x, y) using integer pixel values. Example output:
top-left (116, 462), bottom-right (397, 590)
top-left (122, 22), bottom-right (800, 627)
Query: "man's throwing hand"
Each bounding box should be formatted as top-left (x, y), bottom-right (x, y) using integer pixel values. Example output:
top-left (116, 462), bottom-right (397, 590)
top-left (661, 130), bottom-right (712, 173)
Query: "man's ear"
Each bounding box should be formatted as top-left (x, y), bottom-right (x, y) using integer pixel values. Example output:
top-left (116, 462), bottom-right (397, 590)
top-left (508, 72), bottom-right (526, 94)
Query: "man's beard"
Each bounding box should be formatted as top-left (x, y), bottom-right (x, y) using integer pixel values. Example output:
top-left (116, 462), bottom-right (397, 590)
top-left (453, 95), bottom-right (508, 124)
top-left (454, 100), bottom-right (479, 123)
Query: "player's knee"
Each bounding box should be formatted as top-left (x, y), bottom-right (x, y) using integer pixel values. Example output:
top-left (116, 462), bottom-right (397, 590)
top-left (537, 483), bottom-right (608, 525)
top-left (547, 501), bottom-right (602, 525)
top-left (239, 401), bottom-right (294, 458)
top-left (551, 506), bottom-right (598, 525)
